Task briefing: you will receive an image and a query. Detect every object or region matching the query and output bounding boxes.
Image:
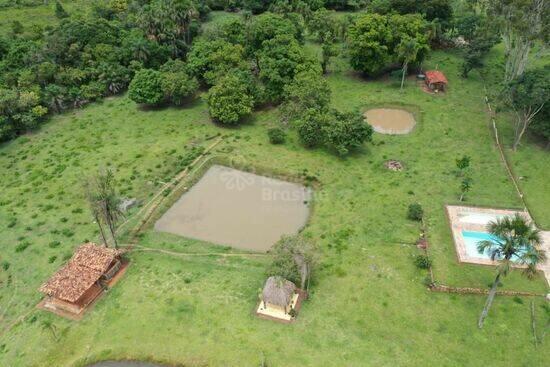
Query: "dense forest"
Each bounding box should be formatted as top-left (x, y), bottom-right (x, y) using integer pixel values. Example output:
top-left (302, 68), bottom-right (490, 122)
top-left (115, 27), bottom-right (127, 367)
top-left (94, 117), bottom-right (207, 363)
top-left (0, 0), bottom-right (548, 151)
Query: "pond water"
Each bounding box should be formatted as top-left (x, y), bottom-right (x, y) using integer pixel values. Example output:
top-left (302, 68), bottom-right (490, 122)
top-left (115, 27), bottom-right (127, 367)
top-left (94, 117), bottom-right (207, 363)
top-left (364, 108), bottom-right (416, 134)
top-left (155, 165), bottom-right (312, 252)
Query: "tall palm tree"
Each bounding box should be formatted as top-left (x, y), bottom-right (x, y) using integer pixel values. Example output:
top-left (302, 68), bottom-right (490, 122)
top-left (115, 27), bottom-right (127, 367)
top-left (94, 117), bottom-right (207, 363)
top-left (95, 169), bottom-right (124, 249)
top-left (86, 169), bottom-right (124, 248)
top-left (477, 214), bottom-right (545, 328)
top-left (85, 185), bottom-right (109, 246)
top-left (397, 38), bottom-right (420, 91)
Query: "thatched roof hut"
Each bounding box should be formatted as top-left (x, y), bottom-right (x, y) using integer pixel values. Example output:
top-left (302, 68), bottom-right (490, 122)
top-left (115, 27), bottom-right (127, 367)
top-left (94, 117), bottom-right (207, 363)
top-left (262, 276), bottom-right (296, 309)
top-left (39, 243), bottom-right (121, 304)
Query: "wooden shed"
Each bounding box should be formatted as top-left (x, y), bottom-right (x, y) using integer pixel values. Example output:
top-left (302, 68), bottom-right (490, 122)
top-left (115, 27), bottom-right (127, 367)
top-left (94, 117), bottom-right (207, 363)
top-left (425, 70), bottom-right (448, 92)
top-left (39, 243), bottom-right (123, 318)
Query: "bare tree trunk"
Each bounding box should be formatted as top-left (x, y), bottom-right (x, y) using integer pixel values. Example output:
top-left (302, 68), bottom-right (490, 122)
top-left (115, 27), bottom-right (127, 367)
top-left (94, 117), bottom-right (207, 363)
top-left (400, 62), bottom-right (408, 91)
top-left (512, 106), bottom-right (544, 151)
top-left (478, 272), bottom-right (501, 328)
top-left (105, 213), bottom-right (118, 249)
top-left (459, 192), bottom-right (465, 201)
top-left (94, 212), bottom-right (109, 246)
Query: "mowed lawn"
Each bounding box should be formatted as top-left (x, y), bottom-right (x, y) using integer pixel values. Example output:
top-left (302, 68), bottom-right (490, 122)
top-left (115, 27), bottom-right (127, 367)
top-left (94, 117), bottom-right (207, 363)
top-left (0, 46), bottom-right (549, 367)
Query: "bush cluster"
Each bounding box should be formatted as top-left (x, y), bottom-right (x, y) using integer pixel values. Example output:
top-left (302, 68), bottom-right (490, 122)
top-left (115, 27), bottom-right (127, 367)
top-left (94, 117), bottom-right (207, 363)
top-left (407, 203), bottom-right (423, 221)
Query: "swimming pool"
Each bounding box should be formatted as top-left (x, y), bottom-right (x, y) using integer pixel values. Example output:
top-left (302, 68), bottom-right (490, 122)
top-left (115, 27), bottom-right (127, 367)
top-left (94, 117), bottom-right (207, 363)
top-left (461, 231), bottom-right (522, 262)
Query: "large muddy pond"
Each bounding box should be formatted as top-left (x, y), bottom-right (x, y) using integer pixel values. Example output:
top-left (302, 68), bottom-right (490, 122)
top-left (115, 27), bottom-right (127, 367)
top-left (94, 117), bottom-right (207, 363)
top-left (155, 165), bottom-right (312, 251)
top-left (364, 108), bottom-right (416, 135)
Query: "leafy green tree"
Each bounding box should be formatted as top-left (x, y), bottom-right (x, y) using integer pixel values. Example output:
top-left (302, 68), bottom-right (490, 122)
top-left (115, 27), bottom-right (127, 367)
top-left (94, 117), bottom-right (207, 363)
top-left (505, 66), bottom-right (549, 150)
top-left (247, 12), bottom-right (301, 53)
top-left (457, 15), bottom-right (499, 78)
top-left (488, 0), bottom-right (548, 82)
top-left (88, 168), bottom-right (124, 248)
top-left (0, 88), bottom-right (47, 140)
top-left (207, 73), bottom-right (255, 125)
top-left (120, 29), bottom-right (171, 68)
top-left (455, 155), bottom-right (471, 176)
top-left (388, 0), bottom-right (453, 29)
top-left (347, 13), bottom-right (429, 76)
top-left (96, 63), bottom-right (131, 95)
top-left (321, 37), bottom-right (337, 74)
top-left (161, 69), bottom-right (199, 105)
top-left (43, 84), bottom-right (66, 113)
top-left (216, 18), bottom-right (247, 45)
top-left (282, 66), bottom-right (330, 122)
top-left (476, 214), bottom-right (546, 328)
top-left (242, 0), bottom-right (270, 14)
top-left (396, 37), bottom-right (422, 90)
top-left (55, 1), bottom-right (69, 19)
top-left (258, 34), bottom-right (308, 102)
top-left (137, 0), bottom-right (199, 57)
top-left (323, 110), bottom-right (373, 155)
top-left (128, 69), bottom-right (164, 105)
top-left (187, 39), bottom-right (246, 86)
top-left (325, 0), bottom-right (368, 11)
top-left (308, 7), bottom-right (337, 42)
top-left (297, 108), bottom-right (329, 147)
top-left (266, 235), bottom-right (317, 290)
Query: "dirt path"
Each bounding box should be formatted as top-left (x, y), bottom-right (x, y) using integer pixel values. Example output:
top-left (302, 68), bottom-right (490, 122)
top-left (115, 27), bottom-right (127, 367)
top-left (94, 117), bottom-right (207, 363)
top-left (483, 87), bottom-right (550, 287)
top-left (115, 137), bottom-right (223, 238)
top-left (131, 245), bottom-right (268, 258)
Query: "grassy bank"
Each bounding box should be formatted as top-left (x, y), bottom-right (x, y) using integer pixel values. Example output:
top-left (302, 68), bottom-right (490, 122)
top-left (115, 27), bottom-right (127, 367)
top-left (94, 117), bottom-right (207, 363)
top-left (0, 27), bottom-right (548, 367)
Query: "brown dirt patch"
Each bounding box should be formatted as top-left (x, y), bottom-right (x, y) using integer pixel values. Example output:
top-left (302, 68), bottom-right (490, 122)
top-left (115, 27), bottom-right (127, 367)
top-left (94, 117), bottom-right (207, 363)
top-left (364, 108), bottom-right (416, 135)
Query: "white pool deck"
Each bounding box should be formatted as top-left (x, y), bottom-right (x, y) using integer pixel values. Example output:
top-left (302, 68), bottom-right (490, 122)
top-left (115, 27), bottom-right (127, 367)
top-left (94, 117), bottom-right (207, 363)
top-left (446, 205), bottom-right (550, 286)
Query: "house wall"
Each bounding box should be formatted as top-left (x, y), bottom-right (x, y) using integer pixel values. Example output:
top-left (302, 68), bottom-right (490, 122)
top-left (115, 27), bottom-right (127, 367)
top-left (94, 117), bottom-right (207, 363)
top-left (43, 284), bottom-right (103, 315)
top-left (265, 302), bottom-right (289, 314)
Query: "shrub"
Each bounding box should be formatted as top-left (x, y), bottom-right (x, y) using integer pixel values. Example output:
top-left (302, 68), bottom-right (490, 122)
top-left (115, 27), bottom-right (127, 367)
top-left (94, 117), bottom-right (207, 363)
top-left (128, 69), bottom-right (164, 105)
top-left (161, 70), bottom-right (199, 106)
top-left (206, 74), bottom-right (254, 125)
top-left (15, 241), bottom-right (31, 253)
top-left (297, 109), bottom-right (328, 148)
top-left (347, 13), bottom-right (429, 75)
top-left (48, 241), bottom-right (61, 248)
top-left (414, 254), bottom-right (432, 269)
top-left (323, 110), bottom-right (373, 155)
top-left (407, 203), bottom-right (423, 221)
top-left (267, 127), bottom-right (286, 144)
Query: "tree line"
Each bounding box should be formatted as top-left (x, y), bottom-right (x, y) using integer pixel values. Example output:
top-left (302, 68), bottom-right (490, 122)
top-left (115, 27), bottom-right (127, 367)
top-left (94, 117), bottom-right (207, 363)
top-left (1, 0), bottom-right (547, 150)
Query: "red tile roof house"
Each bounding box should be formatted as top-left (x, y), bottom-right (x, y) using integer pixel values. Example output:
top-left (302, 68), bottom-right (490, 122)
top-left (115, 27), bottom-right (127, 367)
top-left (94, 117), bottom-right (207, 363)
top-left (38, 243), bottom-right (125, 319)
top-left (424, 70), bottom-right (448, 92)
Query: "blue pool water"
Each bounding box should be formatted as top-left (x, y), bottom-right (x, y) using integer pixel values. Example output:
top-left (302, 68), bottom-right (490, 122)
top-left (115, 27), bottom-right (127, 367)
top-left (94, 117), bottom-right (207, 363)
top-left (461, 231), bottom-right (522, 261)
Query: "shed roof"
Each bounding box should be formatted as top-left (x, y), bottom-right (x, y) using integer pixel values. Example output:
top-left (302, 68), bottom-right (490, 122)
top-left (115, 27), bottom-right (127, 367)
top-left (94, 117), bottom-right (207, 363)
top-left (39, 243), bottom-right (120, 303)
top-left (262, 276), bottom-right (296, 307)
top-left (425, 70), bottom-right (448, 85)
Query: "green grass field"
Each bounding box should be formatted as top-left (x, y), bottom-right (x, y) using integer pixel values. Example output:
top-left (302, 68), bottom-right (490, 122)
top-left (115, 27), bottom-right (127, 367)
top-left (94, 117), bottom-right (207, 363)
top-left (0, 1), bottom-right (89, 34)
top-left (0, 12), bottom-right (549, 367)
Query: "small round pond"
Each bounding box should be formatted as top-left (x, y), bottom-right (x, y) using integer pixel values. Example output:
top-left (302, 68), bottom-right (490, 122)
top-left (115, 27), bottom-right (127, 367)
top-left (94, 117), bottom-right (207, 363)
top-left (364, 108), bottom-right (416, 135)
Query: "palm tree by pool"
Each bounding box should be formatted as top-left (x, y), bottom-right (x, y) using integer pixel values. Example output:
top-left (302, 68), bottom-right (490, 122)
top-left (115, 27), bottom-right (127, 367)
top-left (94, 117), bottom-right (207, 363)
top-left (476, 214), bottom-right (546, 328)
